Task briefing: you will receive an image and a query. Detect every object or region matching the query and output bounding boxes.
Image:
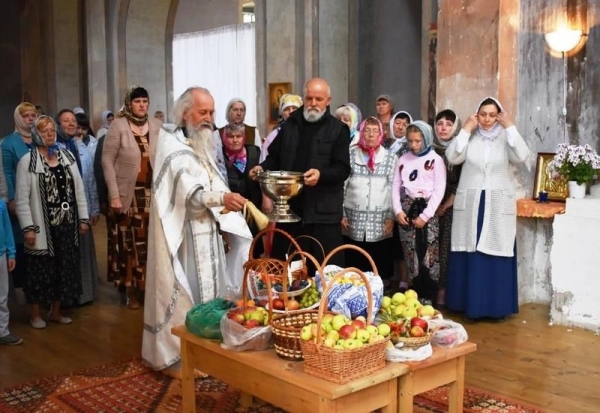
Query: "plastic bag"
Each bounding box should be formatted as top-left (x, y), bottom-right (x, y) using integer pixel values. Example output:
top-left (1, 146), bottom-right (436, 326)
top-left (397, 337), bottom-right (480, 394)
top-left (386, 343), bottom-right (433, 362)
top-left (315, 265), bottom-right (384, 319)
top-left (428, 319), bottom-right (468, 348)
top-left (220, 314), bottom-right (273, 351)
top-left (185, 298), bottom-right (235, 340)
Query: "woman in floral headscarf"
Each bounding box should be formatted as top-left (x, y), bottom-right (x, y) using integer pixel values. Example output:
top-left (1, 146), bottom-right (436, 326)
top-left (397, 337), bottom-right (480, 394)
top-left (101, 86), bottom-right (162, 309)
top-left (341, 116), bottom-right (396, 279)
top-left (15, 116), bottom-right (89, 328)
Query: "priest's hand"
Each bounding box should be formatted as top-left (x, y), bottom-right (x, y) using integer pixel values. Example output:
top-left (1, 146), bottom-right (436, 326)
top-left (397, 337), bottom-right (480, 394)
top-left (223, 192), bottom-right (247, 212)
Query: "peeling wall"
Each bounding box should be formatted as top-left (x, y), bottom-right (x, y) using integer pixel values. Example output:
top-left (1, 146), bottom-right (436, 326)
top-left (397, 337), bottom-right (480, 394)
top-left (515, 0), bottom-right (600, 307)
top-left (550, 199), bottom-right (600, 331)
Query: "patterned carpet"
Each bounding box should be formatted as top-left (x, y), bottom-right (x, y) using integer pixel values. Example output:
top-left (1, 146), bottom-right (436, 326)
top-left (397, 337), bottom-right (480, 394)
top-left (0, 358), bottom-right (544, 413)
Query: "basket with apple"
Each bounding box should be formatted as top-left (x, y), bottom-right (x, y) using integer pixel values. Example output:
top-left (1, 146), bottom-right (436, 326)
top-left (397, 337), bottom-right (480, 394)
top-left (377, 290), bottom-right (442, 350)
top-left (244, 227), bottom-right (308, 301)
top-left (270, 250), bottom-right (327, 360)
top-left (299, 245), bottom-right (389, 384)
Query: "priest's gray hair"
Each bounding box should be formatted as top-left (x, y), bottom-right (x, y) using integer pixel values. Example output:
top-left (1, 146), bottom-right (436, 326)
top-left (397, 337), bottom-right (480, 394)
top-left (172, 86), bottom-right (212, 127)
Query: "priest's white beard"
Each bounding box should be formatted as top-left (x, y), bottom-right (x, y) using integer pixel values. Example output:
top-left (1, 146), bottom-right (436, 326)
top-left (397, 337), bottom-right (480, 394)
top-left (187, 125), bottom-right (214, 160)
top-left (304, 107), bottom-right (326, 123)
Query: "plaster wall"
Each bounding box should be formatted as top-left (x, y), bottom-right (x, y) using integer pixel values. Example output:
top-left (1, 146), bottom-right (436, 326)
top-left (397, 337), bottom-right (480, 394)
top-left (0, 2), bottom-right (22, 134)
top-left (52, 0), bottom-right (82, 112)
top-left (550, 198), bottom-right (600, 331)
top-left (318, 0), bottom-right (349, 110)
top-left (125, 0), bottom-right (171, 116)
top-left (173, 0), bottom-right (241, 35)
top-left (515, 1), bottom-right (600, 305)
top-left (356, 0), bottom-right (422, 119)
top-left (84, 0), bottom-right (109, 131)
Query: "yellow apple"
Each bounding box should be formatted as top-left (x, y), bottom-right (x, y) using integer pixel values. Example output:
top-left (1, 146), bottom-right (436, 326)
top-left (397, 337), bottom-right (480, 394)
top-left (405, 289), bottom-right (418, 299)
top-left (381, 296), bottom-right (392, 309)
top-left (392, 304), bottom-right (406, 317)
top-left (391, 292), bottom-right (406, 305)
top-left (405, 297), bottom-right (421, 309)
top-left (402, 306), bottom-right (418, 319)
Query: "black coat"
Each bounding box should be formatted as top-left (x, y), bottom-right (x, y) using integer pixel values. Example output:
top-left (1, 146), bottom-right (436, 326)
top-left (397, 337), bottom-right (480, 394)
top-left (261, 106), bottom-right (350, 225)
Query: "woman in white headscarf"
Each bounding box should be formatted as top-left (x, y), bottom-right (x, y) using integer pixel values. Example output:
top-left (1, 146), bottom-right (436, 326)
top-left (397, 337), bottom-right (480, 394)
top-left (432, 109), bottom-right (462, 307)
top-left (96, 110), bottom-right (114, 139)
top-left (335, 103), bottom-right (362, 146)
top-left (445, 97), bottom-right (529, 321)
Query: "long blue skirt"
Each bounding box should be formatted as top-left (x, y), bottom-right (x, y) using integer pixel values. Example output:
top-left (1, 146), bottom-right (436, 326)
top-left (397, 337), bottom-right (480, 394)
top-left (446, 192), bottom-right (518, 319)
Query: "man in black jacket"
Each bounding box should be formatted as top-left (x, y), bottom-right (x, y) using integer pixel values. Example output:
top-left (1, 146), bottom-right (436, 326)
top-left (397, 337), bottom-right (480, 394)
top-left (250, 78), bottom-right (350, 266)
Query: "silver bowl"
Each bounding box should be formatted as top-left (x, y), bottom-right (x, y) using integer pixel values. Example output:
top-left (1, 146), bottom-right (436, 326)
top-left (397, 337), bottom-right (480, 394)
top-left (258, 170), bottom-right (304, 222)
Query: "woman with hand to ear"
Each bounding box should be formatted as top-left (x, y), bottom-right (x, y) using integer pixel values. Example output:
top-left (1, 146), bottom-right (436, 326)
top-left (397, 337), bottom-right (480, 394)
top-left (445, 97), bottom-right (529, 321)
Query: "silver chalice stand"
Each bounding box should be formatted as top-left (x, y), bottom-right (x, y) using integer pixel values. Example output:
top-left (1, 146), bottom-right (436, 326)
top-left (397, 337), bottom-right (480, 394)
top-left (258, 171), bottom-right (304, 222)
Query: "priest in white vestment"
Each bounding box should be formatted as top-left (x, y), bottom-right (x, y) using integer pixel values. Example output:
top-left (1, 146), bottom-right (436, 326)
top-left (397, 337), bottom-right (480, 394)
top-left (142, 87), bottom-right (252, 374)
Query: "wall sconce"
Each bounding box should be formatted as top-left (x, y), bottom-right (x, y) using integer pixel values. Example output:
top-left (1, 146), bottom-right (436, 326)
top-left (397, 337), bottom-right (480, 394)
top-left (544, 29), bottom-right (583, 54)
top-left (544, 28), bottom-right (585, 142)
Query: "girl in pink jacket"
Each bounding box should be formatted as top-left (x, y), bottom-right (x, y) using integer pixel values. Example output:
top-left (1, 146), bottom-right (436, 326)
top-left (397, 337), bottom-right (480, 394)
top-left (392, 121), bottom-right (446, 304)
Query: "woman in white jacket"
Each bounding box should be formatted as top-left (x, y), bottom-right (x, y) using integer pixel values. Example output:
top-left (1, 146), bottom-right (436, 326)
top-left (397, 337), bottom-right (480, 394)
top-left (445, 97), bottom-right (529, 321)
top-left (15, 116), bottom-right (90, 329)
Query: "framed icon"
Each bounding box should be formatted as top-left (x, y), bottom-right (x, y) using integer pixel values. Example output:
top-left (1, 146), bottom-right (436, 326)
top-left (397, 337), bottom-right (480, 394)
top-left (533, 152), bottom-right (568, 202)
top-left (268, 82), bottom-right (292, 124)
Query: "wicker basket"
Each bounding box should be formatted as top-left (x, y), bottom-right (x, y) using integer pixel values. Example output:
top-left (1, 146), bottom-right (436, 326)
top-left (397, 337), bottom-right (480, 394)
top-left (299, 247), bottom-right (388, 384)
top-left (243, 228), bottom-right (305, 301)
top-left (270, 250), bottom-right (328, 360)
top-left (394, 333), bottom-right (432, 350)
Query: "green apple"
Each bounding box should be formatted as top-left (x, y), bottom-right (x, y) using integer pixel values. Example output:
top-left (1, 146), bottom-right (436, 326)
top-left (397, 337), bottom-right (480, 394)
top-left (343, 339), bottom-right (358, 349)
top-left (404, 289), bottom-right (418, 300)
top-left (249, 311), bottom-right (265, 324)
top-left (366, 325), bottom-right (378, 336)
top-left (333, 344), bottom-right (345, 350)
top-left (405, 297), bottom-right (421, 309)
top-left (392, 304), bottom-right (406, 317)
top-left (381, 296), bottom-right (392, 309)
top-left (327, 330), bottom-right (340, 342)
top-left (356, 329), bottom-right (370, 343)
top-left (402, 306), bottom-right (418, 319)
top-left (377, 323), bottom-right (391, 337)
top-left (332, 314), bottom-right (347, 331)
top-left (418, 304), bottom-right (435, 317)
top-left (321, 313), bottom-right (334, 327)
top-left (392, 292), bottom-right (406, 305)
top-left (300, 325), bottom-right (312, 341)
top-left (323, 337), bottom-right (336, 348)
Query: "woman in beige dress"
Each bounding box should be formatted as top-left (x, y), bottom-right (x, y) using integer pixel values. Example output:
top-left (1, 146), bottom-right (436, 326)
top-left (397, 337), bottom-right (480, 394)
top-left (101, 86), bottom-right (161, 309)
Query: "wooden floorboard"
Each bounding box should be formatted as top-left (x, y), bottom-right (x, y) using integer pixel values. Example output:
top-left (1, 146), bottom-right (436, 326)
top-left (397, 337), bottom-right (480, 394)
top-left (1, 217), bottom-right (599, 412)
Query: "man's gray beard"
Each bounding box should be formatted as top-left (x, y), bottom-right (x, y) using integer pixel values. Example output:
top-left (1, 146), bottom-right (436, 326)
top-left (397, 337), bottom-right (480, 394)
top-left (187, 126), bottom-right (214, 160)
top-left (303, 107), bottom-right (326, 123)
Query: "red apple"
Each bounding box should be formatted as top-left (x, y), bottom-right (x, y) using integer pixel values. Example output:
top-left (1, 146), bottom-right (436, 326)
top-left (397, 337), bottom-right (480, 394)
top-left (258, 299), bottom-right (268, 308)
top-left (409, 325), bottom-right (425, 337)
top-left (410, 317), bottom-right (428, 332)
top-left (339, 324), bottom-right (357, 339)
top-left (272, 299), bottom-right (285, 310)
top-left (244, 319), bottom-right (260, 329)
top-left (351, 319), bottom-right (366, 330)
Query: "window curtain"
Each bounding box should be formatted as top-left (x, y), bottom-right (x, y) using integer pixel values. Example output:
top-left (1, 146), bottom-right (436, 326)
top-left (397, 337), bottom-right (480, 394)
top-left (172, 23), bottom-right (256, 129)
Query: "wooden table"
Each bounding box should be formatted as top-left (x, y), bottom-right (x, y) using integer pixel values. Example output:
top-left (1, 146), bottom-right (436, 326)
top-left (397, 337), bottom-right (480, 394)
top-left (399, 342), bottom-right (477, 413)
top-left (172, 326), bottom-right (476, 413)
top-left (172, 325), bottom-right (409, 413)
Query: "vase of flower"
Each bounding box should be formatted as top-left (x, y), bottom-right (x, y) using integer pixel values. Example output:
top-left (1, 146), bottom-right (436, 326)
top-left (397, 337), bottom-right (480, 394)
top-left (548, 144), bottom-right (600, 199)
top-left (568, 180), bottom-right (586, 199)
